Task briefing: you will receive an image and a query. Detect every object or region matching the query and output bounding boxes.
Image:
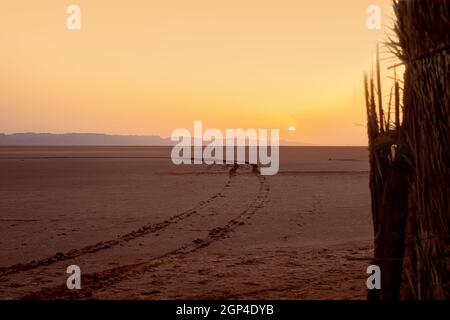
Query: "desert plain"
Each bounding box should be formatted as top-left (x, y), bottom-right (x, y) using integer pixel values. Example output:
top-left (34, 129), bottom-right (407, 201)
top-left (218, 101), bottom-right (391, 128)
top-left (0, 146), bottom-right (373, 299)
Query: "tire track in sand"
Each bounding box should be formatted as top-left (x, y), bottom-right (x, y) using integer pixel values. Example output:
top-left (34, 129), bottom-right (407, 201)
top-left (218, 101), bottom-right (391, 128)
top-left (22, 172), bottom-right (270, 299)
top-left (0, 172), bottom-right (234, 278)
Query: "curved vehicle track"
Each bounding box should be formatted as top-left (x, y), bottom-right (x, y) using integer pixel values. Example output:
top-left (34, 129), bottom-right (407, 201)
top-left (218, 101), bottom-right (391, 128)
top-left (0, 173), bottom-right (234, 278)
top-left (21, 171), bottom-right (270, 299)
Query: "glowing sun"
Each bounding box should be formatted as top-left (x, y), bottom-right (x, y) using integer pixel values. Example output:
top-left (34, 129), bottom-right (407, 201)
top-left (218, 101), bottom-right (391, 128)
top-left (288, 126), bottom-right (296, 133)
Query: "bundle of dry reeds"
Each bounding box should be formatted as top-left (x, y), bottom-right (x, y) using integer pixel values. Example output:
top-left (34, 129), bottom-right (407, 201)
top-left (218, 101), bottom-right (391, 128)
top-left (365, 0), bottom-right (449, 300)
top-left (393, 0), bottom-right (449, 300)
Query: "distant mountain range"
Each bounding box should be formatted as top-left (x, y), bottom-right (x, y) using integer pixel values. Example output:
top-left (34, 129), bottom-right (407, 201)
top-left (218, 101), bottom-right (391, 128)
top-left (0, 133), bottom-right (311, 146)
top-left (0, 133), bottom-right (173, 146)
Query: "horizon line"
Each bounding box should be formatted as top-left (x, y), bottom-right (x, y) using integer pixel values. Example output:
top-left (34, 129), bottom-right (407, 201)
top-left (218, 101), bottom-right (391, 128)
top-left (0, 132), bottom-right (368, 148)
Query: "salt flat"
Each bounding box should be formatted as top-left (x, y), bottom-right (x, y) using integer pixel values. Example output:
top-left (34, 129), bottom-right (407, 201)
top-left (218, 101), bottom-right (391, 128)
top-left (0, 146), bottom-right (372, 299)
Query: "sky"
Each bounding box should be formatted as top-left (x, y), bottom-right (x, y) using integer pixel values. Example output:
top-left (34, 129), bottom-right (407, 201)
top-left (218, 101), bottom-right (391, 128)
top-left (0, 0), bottom-right (396, 145)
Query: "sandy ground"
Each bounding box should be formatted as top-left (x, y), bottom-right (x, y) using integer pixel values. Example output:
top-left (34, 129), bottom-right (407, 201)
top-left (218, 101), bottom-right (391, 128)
top-left (0, 146), bottom-right (373, 300)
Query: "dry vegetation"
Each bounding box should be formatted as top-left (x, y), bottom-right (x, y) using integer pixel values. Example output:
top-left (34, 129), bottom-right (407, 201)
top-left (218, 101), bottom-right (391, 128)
top-left (365, 0), bottom-right (449, 300)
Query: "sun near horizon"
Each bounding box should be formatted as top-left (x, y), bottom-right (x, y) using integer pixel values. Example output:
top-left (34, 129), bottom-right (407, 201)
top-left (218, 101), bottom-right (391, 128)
top-left (0, 0), bottom-right (394, 146)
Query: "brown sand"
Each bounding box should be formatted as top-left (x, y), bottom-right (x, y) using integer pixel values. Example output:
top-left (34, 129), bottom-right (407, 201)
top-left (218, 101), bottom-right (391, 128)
top-left (0, 146), bottom-right (373, 300)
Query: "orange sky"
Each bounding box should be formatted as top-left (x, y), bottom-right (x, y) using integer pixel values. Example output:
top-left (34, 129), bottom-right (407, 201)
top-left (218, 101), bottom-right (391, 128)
top-left (0, 0), bottom-right (396, 145)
